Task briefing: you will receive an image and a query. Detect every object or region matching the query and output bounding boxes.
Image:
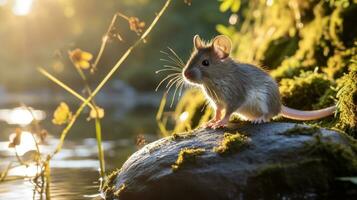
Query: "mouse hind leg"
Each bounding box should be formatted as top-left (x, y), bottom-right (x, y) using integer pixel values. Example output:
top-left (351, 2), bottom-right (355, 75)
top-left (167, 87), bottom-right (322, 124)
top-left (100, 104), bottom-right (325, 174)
top-left (251, 115), bottom-right (270, 124)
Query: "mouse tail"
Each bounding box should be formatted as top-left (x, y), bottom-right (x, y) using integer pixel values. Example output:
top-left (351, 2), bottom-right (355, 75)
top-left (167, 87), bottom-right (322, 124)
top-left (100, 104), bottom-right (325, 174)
top-left (280, 105), bottom-right (336, 121)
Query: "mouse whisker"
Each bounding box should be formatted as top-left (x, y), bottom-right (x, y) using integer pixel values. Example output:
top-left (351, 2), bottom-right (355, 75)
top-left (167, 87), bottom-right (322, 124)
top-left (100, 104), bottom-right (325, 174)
top-left (163, 65), bottom-right (182, 72)
top-left (178, 80), bottom-right (185, 97)
top-left (155, 68), bottom-right (181, 74)
top-left (160, 58), bottom-right (179, 66)
top-left (206, 86), bottom-right (219, 103)
top-left (160, 50), bottom-right (170, 56)
top-left (155, 73), bottom-right (180, 91)
top-left (161, 51), bottom-right (184, 67)
top-left (166, 77), bottom-right (181, 97)
top-left (167, 55), bottom-right (184, 67)
top-left (209, 86), bottom-right (219, 102)
top-left (170, 79), bottom-right (183, 107)
top-left (201, 101), bottom-right (210, 112)
top-left (167, 47), bottom-right (185, 66)
top-left (165, 75), bottom-right (181, 88)
top-left (160, 58), bottom-right (184, 68)
top-left (161, 50), bottom-right (182, 66)
top-left (163, 64), bottom-right (181, 69)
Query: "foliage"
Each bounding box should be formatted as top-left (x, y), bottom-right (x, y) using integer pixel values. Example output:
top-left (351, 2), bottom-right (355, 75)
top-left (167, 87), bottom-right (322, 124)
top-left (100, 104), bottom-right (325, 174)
top-left (219, 0), bottom-right (241, 13)
top-left (1, 0), bottom-right (173, 198)
top-left (279, 71), bottom-right (334, 110)
top-left (168, 0), bottom-right (357, 137)
top-left (335, 67), bottom-right (357, 137)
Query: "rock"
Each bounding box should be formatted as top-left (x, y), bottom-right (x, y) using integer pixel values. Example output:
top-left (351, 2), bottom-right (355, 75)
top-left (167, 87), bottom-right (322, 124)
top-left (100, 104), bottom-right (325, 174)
top-left (103, 122), bottom-right (357, 200)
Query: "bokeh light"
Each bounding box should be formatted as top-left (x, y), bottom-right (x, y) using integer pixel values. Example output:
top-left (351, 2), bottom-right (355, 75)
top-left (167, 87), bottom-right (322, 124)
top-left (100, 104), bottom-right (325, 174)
top-left (12, 0), bottom-right (33, 16)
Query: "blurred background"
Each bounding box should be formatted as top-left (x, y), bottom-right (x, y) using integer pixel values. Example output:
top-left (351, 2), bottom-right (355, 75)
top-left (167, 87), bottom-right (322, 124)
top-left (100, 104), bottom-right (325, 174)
top-left (0, 0), bottom-right (229, 199)
top-left (0, 0), bottom-right (356, 199)
top-left (0, 0), bottom-right (229, 138)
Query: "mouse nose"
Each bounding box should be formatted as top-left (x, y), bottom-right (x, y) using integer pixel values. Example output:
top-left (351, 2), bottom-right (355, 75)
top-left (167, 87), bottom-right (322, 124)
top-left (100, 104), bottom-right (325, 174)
top-left (184, 69), bottom-right (194, 79)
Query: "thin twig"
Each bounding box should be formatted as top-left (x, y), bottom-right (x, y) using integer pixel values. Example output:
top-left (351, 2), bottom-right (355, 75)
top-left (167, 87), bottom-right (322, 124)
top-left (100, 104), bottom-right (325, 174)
top-left (44, 0), bottom-right (172, 162)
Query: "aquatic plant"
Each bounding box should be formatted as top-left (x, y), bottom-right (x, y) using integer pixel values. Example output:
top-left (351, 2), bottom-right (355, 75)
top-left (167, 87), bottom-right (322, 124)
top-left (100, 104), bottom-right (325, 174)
top-left (1, 0), bottom-right (173, 198)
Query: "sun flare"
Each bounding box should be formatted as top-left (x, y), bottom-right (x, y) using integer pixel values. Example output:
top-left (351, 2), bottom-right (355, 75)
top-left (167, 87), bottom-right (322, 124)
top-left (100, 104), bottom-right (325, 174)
top-left (12, 0), bottom-right (33, 16)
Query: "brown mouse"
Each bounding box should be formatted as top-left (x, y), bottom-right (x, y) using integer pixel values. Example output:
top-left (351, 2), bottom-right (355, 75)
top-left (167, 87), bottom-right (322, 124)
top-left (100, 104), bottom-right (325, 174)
top-left (182, 35), bottom-right (336, 128)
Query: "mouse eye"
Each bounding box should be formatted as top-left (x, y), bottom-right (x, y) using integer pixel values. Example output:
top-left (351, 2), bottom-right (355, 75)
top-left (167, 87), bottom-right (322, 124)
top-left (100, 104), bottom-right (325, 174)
top-left (202, 59), bottom-right (209, 66)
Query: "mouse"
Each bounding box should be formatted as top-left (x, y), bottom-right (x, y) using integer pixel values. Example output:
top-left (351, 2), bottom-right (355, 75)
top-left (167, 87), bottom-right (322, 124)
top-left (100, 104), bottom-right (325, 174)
top-left (182, 34), bottom-right (336, 128)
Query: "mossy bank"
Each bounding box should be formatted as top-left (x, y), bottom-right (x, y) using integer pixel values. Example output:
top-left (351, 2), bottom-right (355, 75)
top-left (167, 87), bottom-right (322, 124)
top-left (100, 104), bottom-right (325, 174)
top-left (103, 123), bottom-right (357, 200)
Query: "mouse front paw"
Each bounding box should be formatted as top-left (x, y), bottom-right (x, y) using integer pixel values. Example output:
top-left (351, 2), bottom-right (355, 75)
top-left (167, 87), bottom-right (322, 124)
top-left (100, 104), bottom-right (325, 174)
top-left (202, 120), bottom-right (218, 129)
top-left (209, 118), bottom-right (229, 129)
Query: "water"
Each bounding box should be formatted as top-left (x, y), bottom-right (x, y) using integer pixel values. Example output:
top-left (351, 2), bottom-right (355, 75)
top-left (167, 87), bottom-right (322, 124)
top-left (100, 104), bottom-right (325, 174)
top-left (0, 94), bottom-right (160, 199)
top-left (0, 135), bottom-right (140, 200)
top-left (0, 169), bottom-right (99, 200)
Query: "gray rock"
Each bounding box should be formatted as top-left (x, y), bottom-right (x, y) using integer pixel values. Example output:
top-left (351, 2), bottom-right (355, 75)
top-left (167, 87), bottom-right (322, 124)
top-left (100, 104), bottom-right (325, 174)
top-left (104, 122), bottom-right (357, 200)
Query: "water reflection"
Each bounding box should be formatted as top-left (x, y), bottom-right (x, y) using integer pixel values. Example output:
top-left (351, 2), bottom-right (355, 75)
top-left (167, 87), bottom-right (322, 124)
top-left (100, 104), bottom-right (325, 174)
top-left (0, 104), bottom-right (154, 199)
top-left (0, 135), bottom-right (135, 199)
top-left (0, 107), bottom-right (46, 125)
top-left (7, 131), bottom-right (37, 156)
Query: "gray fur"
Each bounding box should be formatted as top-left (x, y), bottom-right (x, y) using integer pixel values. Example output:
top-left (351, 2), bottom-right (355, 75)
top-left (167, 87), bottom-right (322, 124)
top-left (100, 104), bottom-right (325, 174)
top-left (183, 44), bottom-right (281, 122)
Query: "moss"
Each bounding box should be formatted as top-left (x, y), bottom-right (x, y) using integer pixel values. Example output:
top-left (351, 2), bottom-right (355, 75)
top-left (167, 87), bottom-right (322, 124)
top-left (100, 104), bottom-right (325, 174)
top-left (262, 36), bottom-right (299, 69)
top-left (213, 132), bottom-right (250, 155)
top-left (173, 0), bottom-right (357, 138)
top-left (281, 125), bottom-right (321, 136)
top-left (279, 71), bottom-right (333, 110)
top-left (305, 133), bottom-right (357, 172)
top-left (113, 184), bottom-right (126, 198)
top-left (247, 159), bottom-right (330, 198)
top-left (171, 132), bottom-right (195, 141)
top-left (102, 169), bottom-right (121, 199)
top-left (313, 87), bottom-right (337, 109)
top-left (334, 68), bottom-right (357, 137)
top-left (323, 46), bottom-right (357, 79)
top-left (246, 133), bottom-right (357, 198)
top-left (171, 148), bottom-right (205, 171)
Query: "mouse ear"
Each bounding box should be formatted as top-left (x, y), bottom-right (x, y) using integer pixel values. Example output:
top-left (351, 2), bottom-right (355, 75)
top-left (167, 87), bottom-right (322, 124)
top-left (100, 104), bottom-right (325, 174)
top-left (212, 35), bottom-right (232, 59)
top-left (193, 35), bottom-right (203, 49)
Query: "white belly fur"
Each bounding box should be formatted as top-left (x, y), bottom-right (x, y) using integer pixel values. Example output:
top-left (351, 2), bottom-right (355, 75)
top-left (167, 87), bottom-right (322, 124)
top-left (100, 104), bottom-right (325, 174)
top-left (235, 88), bottom-right (268, 121)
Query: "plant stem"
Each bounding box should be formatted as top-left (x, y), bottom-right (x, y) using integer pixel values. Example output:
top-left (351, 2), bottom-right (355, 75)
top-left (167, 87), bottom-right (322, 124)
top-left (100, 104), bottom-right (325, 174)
top-left (37, 68), bottom-right (95, 110)
top-left (44, 0), bottom-right (172, 165)
top-left (73, 66), bottom-right (106, 184)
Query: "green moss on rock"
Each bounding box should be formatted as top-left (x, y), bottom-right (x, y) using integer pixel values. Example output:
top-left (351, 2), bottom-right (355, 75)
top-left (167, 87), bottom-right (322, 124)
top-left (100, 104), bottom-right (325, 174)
top-left (280, 125), bottom-right (321, 136)
top-left (246, 132), bottom-right (357, 198)
top-left (171, 148), bottom-right (205, 171)
top-left (173, 0), bottom-right (357, 139)
top-left (102, 169), bottom-right (121, 199)
top-left (335, 68), bottom-right (357, 137)
top-left (213, 132), bottom-right (250, 155)
top-left (171, 132), bottom-right (195, 141)
top-left (279, 71), bottom-right (334, 110)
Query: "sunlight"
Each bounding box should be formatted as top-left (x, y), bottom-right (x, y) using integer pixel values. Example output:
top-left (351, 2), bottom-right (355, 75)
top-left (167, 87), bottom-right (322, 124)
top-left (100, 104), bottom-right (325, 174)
top-left (12, 0), bottom-right (33, 16)
top-left (179, 111), bottom-right (189, 122)
top-left (229, 13), bottom-right (238, 25)
top-left (8, 165), bottom-right (40, 177)
top-left (0, 107), bottom-right (46, 125)
top-left (266, 0), bottom-right (274, 6)
top-left (7, 131), bottom-right (37, 156)
top-left (0, 0), bottom-right (7, 6)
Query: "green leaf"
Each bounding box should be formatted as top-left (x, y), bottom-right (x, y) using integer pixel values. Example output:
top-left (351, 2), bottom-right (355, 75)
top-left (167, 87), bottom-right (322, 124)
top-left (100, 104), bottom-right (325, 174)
top-left (219, 0), bottom-right (233, 12)
top-left (216, 24), bottom-right (230, 35)
top-left (231, 0), bottom-right (241, 12)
